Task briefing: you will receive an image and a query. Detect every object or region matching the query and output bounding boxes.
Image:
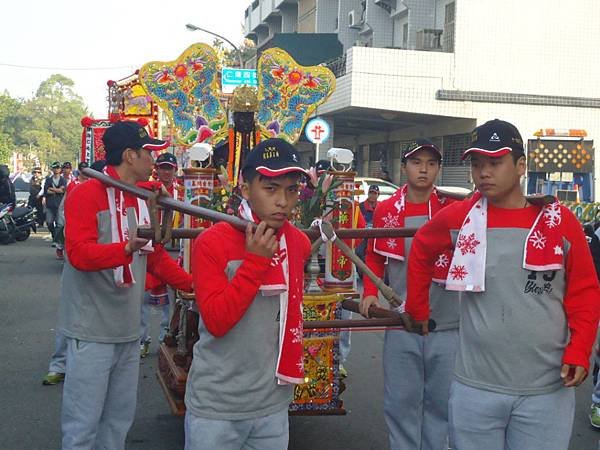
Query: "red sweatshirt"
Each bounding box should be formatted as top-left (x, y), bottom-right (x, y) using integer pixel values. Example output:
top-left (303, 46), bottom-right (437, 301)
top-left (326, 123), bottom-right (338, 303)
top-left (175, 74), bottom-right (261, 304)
top-left (363, 201), bottom-right (430, 298)
top-left (192, 221), bottom-right (311, 338)
top-left (65, 177), bottom-right (192, 292)
top-left (406, 200), bottom-right (600, 371)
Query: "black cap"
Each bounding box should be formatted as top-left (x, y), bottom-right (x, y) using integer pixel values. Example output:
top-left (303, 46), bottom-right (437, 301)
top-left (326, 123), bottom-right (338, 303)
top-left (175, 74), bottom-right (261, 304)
top-left (462, 119), bottom-right (525, 160)
top-left (242, 138), bottom-right (308, 177)
top-left (102, 121), bottom-right (169, 157)
top-left (315, 159), bottom-right (332, 173)
top-left (402, 138), bottom-right (442, 162)
top-left (78, 161), bottom-right (89, 171)
top-left (62, 161), bottom-right (72, 169)
top-left (155, 152), bottom-right (178, 167)
top-left (51, 161), bottom-right (61, 169)
top-left (368, 184), bottom-right (380, 193)
top-left (90, 160), bottom-right (106, 172)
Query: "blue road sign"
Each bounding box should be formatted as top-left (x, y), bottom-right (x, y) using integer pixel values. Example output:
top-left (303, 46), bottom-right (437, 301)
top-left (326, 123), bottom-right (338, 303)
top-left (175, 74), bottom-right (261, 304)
top-left (222, 68), bottom-right (258, 93)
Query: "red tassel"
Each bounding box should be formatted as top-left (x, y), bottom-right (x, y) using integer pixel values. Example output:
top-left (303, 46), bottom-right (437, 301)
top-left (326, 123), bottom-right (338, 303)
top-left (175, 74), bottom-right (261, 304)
top-left (228, 127), bottom-right (235, 182)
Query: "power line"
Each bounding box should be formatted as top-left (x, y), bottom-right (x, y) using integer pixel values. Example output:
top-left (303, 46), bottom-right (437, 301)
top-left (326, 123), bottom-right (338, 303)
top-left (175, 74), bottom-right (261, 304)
top-left (0, 62), bottom-right (139, 71)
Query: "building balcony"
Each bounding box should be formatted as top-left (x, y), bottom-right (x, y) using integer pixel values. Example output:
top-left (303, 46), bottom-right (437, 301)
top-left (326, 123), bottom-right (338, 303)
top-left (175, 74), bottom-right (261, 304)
top-left (320, 46), bottom-right (457, 118)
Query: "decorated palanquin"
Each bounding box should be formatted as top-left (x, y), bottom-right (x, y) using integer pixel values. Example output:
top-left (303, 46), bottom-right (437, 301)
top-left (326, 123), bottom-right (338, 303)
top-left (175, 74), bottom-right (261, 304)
top-left (80, 72), bottom-right (161, 164)
top-left (289, 293), bottom-right (345, 415)
top-left (107, 72), bottom-right (160, 136)
top-left (107, 42), bottom-right (350, 416)
top-left (80, 117), bottom-right (111, 164)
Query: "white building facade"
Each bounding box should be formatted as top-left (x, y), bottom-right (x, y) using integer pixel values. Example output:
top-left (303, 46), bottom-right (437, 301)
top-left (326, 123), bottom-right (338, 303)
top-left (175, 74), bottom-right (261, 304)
top-left (245, 0), bottom-right (600, 200)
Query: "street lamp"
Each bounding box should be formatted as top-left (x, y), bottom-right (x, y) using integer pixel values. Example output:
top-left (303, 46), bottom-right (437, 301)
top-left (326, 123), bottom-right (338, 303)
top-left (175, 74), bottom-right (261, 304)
top-left (185, 23), bottom-right (243, 68)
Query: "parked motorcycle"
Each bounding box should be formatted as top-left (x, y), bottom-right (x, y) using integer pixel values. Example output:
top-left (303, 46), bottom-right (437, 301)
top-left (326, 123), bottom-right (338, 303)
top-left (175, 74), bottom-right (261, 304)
top-left (0, 203), bottom-right (35, 243)
top-left (0, 203), bottom-right (16, 245)
top-left (12, 204), bottom-right (36, 241)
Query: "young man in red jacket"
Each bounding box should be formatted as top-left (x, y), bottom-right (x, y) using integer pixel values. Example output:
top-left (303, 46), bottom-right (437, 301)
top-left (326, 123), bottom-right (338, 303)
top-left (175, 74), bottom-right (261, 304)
top-left (360, 139), bottom-right (459, 450)
top-left (59, 121), bottom-right (193, 450)
top-left (406, 119), bottom-right (600, 450)
top-left (185, 138), bottom-right (311, 450)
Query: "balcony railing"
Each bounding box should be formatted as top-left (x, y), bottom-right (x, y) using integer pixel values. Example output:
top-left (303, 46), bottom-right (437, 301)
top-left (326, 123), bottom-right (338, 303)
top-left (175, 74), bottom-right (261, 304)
top-left (324, 53), bottom-right (347, 78)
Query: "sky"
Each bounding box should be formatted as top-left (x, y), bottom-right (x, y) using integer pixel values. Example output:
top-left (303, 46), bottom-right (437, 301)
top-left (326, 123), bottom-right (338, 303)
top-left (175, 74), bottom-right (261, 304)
top-left (0, 0), bottom-right (250, 117)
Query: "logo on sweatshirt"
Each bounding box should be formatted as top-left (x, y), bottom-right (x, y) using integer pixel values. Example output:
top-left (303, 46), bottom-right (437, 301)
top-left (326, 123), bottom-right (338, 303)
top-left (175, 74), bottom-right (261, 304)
top-left (523, 270), bottom-right (556, 296)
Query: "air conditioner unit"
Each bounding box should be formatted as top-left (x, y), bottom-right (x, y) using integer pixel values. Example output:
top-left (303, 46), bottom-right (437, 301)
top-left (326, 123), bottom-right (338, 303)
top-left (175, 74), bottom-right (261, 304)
top-left (348, 10), bottom-right (362, 29)
top-left (415, 29), bottom-right (443, 50)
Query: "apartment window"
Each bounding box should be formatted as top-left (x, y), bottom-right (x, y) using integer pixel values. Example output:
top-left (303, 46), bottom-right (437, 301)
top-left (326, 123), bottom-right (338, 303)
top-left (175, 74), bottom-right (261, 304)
top-left (443, 2), bottom-right (455, 52)
top-left (402, 23), bottom-right (408, 47)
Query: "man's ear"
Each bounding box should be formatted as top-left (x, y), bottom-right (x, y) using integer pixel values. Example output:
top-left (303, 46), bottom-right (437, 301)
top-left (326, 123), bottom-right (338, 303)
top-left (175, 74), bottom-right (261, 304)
top-left (517, 155), bottom-right (526, 177)
top-left (122, 148), bottom-right (134, 165)
top-left (240, 181), bottom-right (250, 200)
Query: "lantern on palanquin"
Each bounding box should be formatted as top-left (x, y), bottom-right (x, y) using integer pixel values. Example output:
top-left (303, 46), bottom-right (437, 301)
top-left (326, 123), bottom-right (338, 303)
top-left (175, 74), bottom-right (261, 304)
top-left (323, 171), bottom-right (358, 291)
top-left (181, 167), bottom-right (216, 272)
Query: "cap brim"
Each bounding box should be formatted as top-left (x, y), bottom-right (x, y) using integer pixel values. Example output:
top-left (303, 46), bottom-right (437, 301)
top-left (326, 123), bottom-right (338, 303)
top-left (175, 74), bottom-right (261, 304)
top-left (141, 138), bottom-right (170, 151)
top-left (404, 144), bottom-right (442, 160)
top-left (156, 162), bottom-right (177, 168)
top-left (256, 166), bottom-right (309, 177)
top-left (462, 147), bottom-right (512, 160)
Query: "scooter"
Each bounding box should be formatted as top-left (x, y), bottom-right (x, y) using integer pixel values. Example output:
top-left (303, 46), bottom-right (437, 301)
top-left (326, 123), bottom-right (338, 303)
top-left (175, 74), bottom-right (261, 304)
top-left (0, 203), bottom-right (16, 245)
top-left (12, 204), bottom-right (36, 241)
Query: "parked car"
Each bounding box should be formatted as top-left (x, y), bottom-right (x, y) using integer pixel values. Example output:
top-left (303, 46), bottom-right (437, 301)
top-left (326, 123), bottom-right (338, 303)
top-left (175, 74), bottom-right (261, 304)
top-left (355, 178), bottom-right (472, 203)
top-left (436, 185), bottom-right (472, 198)
top-left (15, 189), bottom-right (29, 206)
top-left (355, 177), bottom-right (399, 203)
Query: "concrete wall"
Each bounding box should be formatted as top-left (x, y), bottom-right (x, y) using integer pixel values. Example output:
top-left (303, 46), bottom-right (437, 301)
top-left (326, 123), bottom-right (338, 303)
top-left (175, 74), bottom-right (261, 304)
top-left (316, 0), bottom-right (339, 33)
top-left (336, 0), bottom-right (362, 50)
top-left (454, 0), bottom-right (600, 97)
top-left (298, 0), bottom-right (317, 32)
top-left (280, 3), bottom-right (299, 32)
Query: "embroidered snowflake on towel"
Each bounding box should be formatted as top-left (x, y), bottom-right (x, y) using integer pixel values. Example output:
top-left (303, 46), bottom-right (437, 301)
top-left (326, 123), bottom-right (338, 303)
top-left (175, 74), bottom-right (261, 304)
top-left (435, 253), bottom-right (450, 268)
top-left (529, 230), bottom-right (547, 249)
top-left (382, 212), bottom-right (401, 228)
top-left (290, 326), bottom-right (304, 344)
top-left (543, 203), bottom-right (562, 228)
top-left (296, 358), bottom-right (304, 372)
top-left (449, 265), bottom-right (468, 280)
top-left (456, 233), bottom-right (481, 255)
top-left (386, 239), bottom-right (398, 249)
top-left (554, 245), bottom-right (563, 256)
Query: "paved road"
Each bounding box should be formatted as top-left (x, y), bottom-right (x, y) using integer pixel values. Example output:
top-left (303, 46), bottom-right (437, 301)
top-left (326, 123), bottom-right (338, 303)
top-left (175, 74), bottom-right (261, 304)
top-left (1, 230), bottom-right (598, 449)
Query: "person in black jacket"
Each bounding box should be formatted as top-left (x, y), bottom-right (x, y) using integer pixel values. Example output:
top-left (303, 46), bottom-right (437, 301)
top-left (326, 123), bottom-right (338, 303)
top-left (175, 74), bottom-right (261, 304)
top-left (29, 167), bottom-right (45, 225)
top-left (0, 164), bottom-right (16, 206)
top-left (43, 161), bottom-right (67, 247)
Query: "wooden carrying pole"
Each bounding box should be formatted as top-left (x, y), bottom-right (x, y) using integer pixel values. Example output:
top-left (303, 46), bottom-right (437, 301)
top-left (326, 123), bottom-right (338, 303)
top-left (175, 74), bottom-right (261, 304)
top-left (82, 167), bottom-right (419, 241)
top-left (137, 226), bottom-right (419, 240)
top-left (81, 168), bottom-right (250, 232)
top-left (82, 167), bottom-right (439, 334)
top-left (303, 300), bottom-right (436, 332)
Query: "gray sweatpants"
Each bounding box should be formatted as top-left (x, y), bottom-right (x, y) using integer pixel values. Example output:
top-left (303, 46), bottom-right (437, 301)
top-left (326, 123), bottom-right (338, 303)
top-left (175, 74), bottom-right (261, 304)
top-left (184, 407), bottom-right (289, 450)
top-left (48, 329), bottom-right (67, 373)
top-left (593, 352), bottom-right (600, 404)
top-left (61, 338), bottom-right (140, 450)
top-left (140, 288), bottom-right (174, 344)
top-left (449, 380), bottom-right (575, 450)
top-left (383, 328), bottom-right (458, 450)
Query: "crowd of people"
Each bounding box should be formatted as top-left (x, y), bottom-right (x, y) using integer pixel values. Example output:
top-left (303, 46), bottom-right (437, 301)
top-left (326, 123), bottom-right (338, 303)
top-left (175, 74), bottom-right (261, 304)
top-left (37, 118), bottom-right (600, 450)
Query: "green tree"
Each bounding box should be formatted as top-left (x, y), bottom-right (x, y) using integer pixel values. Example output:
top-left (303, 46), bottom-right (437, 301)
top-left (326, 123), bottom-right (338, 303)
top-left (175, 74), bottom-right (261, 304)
top-left (27, 74), bottom-right (88, 165)
top-left (213, 38), bottom-right (257, 68)
top-left (0, 75), bottom-right (88, 168)
top-left (0, 132), bottom-right (12, 164)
